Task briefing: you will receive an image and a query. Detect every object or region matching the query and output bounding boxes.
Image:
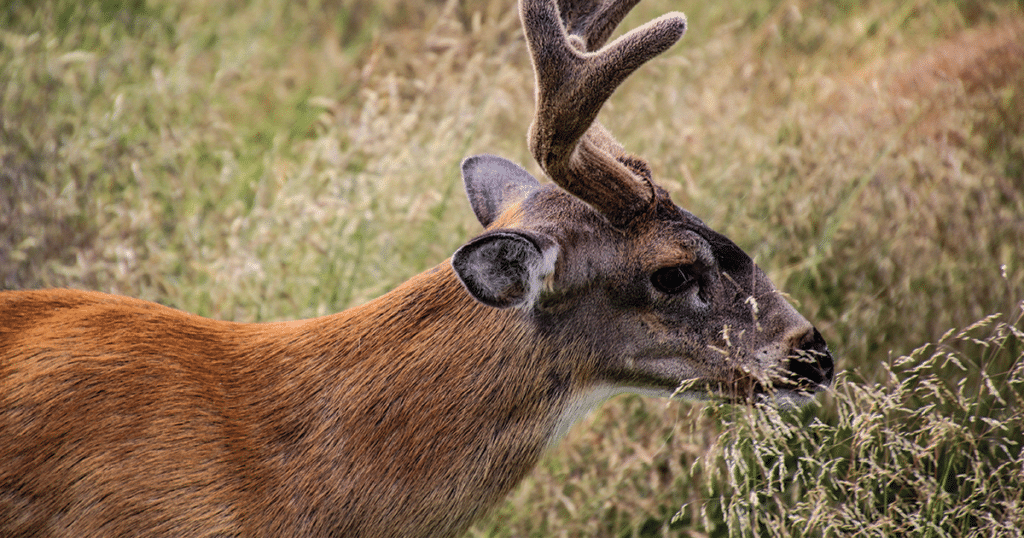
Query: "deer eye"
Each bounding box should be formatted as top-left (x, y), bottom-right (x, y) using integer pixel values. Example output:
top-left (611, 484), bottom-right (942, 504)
top-left (651, 266), bottom-right (695, 295)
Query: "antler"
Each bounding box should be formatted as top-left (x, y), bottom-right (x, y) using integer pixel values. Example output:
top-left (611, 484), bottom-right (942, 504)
top-left (521, 0), bottom-right (686, 228)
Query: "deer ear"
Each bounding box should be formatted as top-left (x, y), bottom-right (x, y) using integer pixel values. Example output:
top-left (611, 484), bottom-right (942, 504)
top-left (452, 230), bottom-right (558, 308)
top-left (462, 155), bottom-right (540, 227)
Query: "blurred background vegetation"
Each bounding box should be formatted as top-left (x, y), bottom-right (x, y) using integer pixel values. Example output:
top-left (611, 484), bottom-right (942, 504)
top-left (2, 0), bottom-right (1022, 535)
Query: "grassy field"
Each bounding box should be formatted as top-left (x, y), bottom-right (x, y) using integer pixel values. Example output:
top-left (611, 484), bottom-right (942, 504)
top-left (2, 0), bottom-right (1023, 535)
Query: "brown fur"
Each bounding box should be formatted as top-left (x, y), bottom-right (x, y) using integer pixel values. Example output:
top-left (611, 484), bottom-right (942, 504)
top-left (1, 270), bottom-right (592, 537)
top-left (1, 1), bottom-right (833, 536)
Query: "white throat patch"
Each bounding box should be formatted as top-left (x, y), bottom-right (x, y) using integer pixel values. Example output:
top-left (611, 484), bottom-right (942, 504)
top-left (547, 385), bottom-right (673, 448)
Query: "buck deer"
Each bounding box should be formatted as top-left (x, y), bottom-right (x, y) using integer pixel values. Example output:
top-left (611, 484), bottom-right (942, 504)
top-left (0, 0), bottom-right (833, 536)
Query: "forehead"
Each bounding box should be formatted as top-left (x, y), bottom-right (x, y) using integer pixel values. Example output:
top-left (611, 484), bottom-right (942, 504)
top-left (518, 185), bottom-right (753, 276)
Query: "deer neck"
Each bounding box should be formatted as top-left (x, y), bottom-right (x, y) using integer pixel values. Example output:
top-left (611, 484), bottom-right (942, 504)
top-left (246, 262), bottom-right (594, 536)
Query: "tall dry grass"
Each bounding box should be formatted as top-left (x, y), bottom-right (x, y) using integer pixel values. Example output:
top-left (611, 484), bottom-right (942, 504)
top-left (2, 0), bottom-right (1023, 535)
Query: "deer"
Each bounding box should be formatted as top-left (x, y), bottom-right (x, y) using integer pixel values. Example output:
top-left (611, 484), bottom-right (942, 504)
top-left (0, 0), bottom-right (834, 536)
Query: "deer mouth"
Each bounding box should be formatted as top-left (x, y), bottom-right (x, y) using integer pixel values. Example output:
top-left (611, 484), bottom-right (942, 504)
top-left (736, 327), bottom-right (835, 404)
top-left (780, 328), bottom-right (835, 392)
top-left (669, 357), bottom-right (833, 406)
top-left (638, 344), bottom-right (834, 406)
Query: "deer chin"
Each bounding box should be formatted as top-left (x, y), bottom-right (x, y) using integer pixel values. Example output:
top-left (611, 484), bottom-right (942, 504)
top-left (637, 360), bottom-right (830, 407)
top-left (618, 355), bottom-right (787, 404)
top-left (737, 377), bottom-right (831, 408)
top-left (670, 383), bottom-right (822, 408)
top-left (759, 390), bottom-right (821, 409)
top-left (545, 372), bottom-right (826, 449)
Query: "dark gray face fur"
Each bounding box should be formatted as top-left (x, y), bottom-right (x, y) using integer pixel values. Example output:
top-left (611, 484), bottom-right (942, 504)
top-left (453, 155), bottom-right (833, 404)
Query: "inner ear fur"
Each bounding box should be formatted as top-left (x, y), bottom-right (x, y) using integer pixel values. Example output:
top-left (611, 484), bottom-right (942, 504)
top-left (452, 229), bottom-right (558, 309)
top-left (462, 155), bottom-right (541, 228)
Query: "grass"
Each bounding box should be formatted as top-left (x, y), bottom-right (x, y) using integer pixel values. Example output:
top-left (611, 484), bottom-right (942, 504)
top-left (691, 312), bottom-right (1024, 537)
top-left (2, 0), bottom-right (1023, 535)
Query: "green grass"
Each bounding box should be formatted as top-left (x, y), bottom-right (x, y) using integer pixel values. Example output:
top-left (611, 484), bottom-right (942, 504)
top-left (2, 0), bottom-right (1023, 535)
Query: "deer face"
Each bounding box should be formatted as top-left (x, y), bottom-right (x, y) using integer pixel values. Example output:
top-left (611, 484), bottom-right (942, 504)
top-left (453, 155), bottom-right (833, 405)
top-left (454, 0), bottom-right (832, 406)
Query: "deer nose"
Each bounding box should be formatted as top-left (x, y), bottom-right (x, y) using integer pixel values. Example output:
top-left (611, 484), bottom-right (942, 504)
top-left (785, 327), bottom-right (834, 391)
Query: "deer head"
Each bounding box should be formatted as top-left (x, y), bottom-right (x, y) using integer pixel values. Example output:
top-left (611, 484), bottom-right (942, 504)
top-left (453, 0), bottom-right (834, 406)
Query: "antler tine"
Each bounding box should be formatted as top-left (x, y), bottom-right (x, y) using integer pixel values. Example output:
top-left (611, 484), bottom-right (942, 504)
top-left (558, 0), bottom-right (643, 51)
top-left (521, 0), bottom-right (686, 228)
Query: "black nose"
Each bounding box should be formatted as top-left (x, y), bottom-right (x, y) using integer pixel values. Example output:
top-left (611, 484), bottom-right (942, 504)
top-left (785, 328), bottom-right (834, 391)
